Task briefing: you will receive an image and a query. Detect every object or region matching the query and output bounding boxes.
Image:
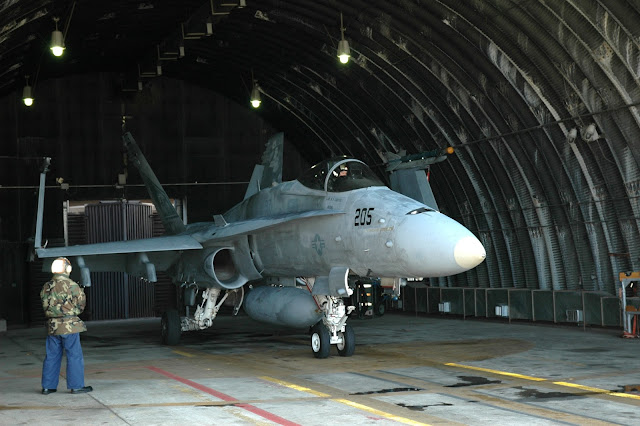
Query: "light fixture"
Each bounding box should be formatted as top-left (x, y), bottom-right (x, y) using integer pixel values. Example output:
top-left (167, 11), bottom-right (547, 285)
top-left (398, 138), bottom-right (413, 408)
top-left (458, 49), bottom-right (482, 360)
top-left (581, 123), bottom-right (600, 142)
top-left (22, 75), bottom-right (34, 107)
top-left (250, 82), bottom-right (261, 108)
top-left (337, 12), bottom-right (350, 64)
top-left (50, 17), bottom-right (65, 57)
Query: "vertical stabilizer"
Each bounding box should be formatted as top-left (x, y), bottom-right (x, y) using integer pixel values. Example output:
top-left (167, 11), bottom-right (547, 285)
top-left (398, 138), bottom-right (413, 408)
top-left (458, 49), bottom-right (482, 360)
top-left (243, 165), bottom-right (264, 200)
top-left (390, 169), bottom-right (439, 211)
top-left (260, 132), bottom-right (284, 189)
top-left (244, 132), bottom-right (284, 200)
top-left (123, 133), bottom-right (186, 235)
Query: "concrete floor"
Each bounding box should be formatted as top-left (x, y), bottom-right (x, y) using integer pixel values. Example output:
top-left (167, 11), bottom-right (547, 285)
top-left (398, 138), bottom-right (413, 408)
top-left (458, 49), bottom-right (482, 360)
top-left (1, 313), bottom-right (639, 425)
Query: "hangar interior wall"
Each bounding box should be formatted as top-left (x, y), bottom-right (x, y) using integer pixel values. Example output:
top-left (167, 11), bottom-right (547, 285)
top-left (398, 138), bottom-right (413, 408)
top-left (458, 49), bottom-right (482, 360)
top-left (401, 284), bottom-right (626, 328)
top-left (0, 72), bottom-right (308, 326)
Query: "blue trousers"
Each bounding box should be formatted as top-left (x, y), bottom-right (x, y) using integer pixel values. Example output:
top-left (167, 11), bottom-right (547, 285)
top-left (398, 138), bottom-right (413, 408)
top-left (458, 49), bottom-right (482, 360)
top-left (41, 333), bottom-right (85, 390)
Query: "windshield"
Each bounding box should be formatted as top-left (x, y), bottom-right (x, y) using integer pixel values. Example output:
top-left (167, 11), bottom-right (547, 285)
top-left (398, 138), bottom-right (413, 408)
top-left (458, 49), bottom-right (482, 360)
top-left (297, 157), bottom-right (385, 192)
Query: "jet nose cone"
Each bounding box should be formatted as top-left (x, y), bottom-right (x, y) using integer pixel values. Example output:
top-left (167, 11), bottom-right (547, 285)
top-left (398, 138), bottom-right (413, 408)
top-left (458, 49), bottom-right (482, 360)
top-left (393, 212), bottom-right (486, 277)
top-left (454, 236), bottom-right (486, 269)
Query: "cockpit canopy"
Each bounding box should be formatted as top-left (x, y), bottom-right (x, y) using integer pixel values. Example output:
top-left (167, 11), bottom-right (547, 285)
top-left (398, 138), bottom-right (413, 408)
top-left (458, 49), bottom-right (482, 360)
top-left (297, 156), bottom-right (385, 192)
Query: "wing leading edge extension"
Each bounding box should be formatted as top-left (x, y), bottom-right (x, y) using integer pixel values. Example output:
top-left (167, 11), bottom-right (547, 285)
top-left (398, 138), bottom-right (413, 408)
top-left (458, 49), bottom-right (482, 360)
top-left (206, 209), bottom-right (345, 241)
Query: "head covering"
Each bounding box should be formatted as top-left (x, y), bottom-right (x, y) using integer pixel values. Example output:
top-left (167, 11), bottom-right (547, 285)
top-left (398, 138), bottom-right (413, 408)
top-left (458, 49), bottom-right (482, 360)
top-left (51, 257), bottom-right (72, 275)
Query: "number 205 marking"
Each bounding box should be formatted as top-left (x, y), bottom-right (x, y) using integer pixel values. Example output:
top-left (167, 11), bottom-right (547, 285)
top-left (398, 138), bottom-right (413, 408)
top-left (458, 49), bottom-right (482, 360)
top-left (355, 208), bottom-right (374, 226)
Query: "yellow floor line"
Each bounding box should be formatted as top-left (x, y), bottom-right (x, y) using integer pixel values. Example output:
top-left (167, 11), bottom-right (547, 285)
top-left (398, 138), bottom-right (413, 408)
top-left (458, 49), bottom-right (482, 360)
top-left (554, 382), bottom-right (640, 400)
top-left (609, 392), bottom-right (640, 400)
top-left (444, 362), bottom-right (546, 381)
top-left (334, 399), bottom-right (430, 426)
top-left (260, 376), bottom-right (330, 397)
top-left (172, 350), bottom-right (195, 358)
top-left (447, 363), bottom-right (640, 401)
top-left (261, 377), bottom-right (429, 425)
top-left (552, 382), bottom-right (608, 394)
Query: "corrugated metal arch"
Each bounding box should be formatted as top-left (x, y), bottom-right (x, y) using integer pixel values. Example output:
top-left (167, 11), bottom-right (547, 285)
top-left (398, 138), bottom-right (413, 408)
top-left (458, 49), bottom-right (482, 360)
top-left (3, 0), bottom-right (640, 294)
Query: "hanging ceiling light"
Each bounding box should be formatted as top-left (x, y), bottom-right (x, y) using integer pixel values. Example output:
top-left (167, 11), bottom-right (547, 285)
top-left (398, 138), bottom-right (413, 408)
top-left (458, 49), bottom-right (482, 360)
top-left (22, 75), bottom-right (34, 107)
top-left (337, 12), bottom-right (350, 64)
top-left (250, 81), bottom-right (261, 108)
top-left (50, 17), bottom-right (65, 57)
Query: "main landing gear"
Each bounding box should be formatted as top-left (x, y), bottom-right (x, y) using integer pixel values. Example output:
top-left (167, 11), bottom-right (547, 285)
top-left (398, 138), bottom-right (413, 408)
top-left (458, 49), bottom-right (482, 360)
top-left (310, 295), bottom-right (355, 358)
top-left (161, 309), bottom-right (181, 345)
top-left (160, 286), bottom-right (244, 346)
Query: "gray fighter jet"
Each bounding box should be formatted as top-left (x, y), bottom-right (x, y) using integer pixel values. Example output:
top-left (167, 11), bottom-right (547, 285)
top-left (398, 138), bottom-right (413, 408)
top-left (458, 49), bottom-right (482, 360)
top-left (35, 132), bottom-right (485, 358)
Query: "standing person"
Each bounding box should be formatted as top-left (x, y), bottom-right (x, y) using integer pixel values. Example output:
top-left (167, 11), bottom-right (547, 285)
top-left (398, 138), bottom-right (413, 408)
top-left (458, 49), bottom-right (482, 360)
top-left (40, 257), bottom-right (93, 394)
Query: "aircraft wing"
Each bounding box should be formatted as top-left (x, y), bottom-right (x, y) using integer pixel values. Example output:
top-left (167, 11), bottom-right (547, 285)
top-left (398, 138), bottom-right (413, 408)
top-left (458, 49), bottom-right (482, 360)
top-left (36, 235), bottom-right (202, 258)
top-left (34, 211), bottom-right (343, 284)
top-left (36, 235), bottom-right (203, 283)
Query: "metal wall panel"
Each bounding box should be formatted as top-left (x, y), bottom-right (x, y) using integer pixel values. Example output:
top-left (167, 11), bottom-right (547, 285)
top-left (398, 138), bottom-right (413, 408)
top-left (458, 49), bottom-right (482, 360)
top-left (0, 241), bottom-right (27, 325)
top-left (406, 286), bottom-right (620, 327)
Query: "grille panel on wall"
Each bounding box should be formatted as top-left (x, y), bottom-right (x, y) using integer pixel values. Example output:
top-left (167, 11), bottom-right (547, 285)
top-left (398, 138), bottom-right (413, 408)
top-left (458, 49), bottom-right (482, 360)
top-left (70, 202), bottom-right (156, 320)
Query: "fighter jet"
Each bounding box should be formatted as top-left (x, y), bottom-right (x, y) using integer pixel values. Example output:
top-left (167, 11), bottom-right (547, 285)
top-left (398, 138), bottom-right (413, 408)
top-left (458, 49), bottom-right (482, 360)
top-left (35, 132), bottom-right (485, 358)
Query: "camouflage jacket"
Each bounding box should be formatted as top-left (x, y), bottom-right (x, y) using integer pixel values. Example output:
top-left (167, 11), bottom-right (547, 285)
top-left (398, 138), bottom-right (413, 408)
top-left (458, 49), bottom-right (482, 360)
top-left (41, 274), bottom-right (87, 335)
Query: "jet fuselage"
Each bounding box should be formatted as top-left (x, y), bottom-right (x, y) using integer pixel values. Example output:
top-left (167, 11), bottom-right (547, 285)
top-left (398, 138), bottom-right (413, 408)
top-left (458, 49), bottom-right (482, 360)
top-left (214, 158), bottom-right (485, 281)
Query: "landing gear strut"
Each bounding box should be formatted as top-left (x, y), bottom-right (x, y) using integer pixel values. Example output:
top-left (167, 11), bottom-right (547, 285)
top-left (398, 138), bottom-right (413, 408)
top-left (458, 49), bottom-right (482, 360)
top-left (160, 287), bottom-right (244, 345)
top-left (310, 295), bottom-right (355, 358)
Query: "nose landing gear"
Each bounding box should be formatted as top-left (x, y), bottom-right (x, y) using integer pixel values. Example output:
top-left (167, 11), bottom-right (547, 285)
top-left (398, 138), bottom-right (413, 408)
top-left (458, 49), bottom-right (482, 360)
top-left (310, 296), bottom-right (355, 358)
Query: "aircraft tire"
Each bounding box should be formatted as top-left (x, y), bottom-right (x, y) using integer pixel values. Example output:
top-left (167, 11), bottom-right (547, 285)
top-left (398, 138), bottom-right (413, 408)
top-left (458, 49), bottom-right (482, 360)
top-left (311, 323), bottom-right (330, 359)
top-left (161, 309), bottom-right (181, 345)
top-left (376, 302), bottom-right (385, 316)
top-left (337, 324), bottom-right (355, 357)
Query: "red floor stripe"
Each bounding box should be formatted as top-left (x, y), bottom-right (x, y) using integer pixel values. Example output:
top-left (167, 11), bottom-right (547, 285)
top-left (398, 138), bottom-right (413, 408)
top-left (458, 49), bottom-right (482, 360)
top-left (147, 366), bottom-right (235, 401)
top-left (147, 366), bottom-right (300, 426)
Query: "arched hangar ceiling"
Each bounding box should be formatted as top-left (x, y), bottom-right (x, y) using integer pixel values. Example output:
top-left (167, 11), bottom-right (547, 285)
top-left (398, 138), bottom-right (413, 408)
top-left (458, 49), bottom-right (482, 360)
top-left (2, 0), bottom-right (640, 293)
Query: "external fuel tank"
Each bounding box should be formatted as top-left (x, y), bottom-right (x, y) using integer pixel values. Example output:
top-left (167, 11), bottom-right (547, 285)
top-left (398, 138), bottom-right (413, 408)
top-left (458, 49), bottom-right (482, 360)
top-left (243, 286), bottom-right (322, 328)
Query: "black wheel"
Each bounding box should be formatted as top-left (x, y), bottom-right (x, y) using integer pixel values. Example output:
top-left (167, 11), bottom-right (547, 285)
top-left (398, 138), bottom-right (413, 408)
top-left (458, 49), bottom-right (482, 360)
top-left (311, 323), bottom-right (331, 359)
top-left (161, 310), bottom-right (181, 345)
top-left (376, 302), bottom-right (385, 316)
top-left (336, 324), bottom-right (355, 357)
